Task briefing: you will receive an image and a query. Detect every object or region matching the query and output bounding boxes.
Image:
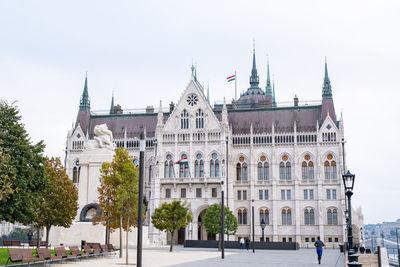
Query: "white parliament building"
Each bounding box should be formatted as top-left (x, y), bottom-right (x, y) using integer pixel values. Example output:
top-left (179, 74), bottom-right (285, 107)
top-left (64, 49), bottom-right (352, 247)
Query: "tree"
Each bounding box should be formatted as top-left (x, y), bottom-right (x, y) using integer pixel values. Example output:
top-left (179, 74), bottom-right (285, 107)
top-left (203, 203), bottom-right (238, 246)
top-left (151, 200), bottom-right (192, 252)
top-left (0, 146), bottom-right (14, 201)
top-left (0, 101), bottom-right (47, 224)
top-left (35, 157), bottom-right (78, 247)
top-left (93, 147), bottom-right (139, 265)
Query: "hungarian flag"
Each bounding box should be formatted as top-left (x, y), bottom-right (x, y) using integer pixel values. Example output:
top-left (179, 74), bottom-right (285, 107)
top-left (175, 157), bottom-right (188, 165)
top-left (227, 74), bottom-right (236, 82)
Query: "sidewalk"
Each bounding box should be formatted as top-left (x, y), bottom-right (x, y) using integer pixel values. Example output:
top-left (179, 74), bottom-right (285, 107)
top-left (49, 247), bottom-right (345, 267)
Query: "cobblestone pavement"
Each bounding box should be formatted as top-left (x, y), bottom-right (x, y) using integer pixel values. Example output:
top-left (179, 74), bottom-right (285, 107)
top-left (48, 247), bottom-right (345, 267)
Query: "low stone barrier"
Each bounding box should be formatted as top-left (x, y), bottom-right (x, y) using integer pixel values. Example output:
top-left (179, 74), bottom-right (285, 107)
top-left (184, 240), bottom-right (299, 250)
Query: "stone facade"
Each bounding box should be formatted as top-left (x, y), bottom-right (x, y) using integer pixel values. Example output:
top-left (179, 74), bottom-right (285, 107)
top-left (65, 53), bottom-right (351, 248)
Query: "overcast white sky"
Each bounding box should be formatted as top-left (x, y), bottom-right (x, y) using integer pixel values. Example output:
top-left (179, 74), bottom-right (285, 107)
top-left (0, 0), bottom-right (399, 224)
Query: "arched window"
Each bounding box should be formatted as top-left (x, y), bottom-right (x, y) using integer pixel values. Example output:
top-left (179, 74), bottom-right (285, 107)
top-left (179, 154), bottom-right (189, 178)
top-left (236, 157), bottom-right (248, 181)
top-left (286, 162), bottom-right (291, 180)
top-left (324, 154), bottom-right (337, 180)
top-left (164, 154), bottom-right (174, 178)
top-left (282, 208), bottom-right (292, 225)
top-left (237, 208), bottom-right (248, 225)
top-left (210, 153), bottom-right (219, 177)
top-left (280, 155), bottom-right (291, 180)
top-left (259, 209), bottom-right (270, 225)
top-left (195, 109), bottom-right (204, 128)
top-left (133, 159), bottom-right (139, 167)
top-left (181, 109), bottom-right (189, 129)
top-left (305, 208), bottom-right (315, 225)
top-left (301, 154), bottom-right (314, 180)
top-left (257, 156), bottom-right (269, 181)
top-left (148, 165), bottom-right (153, 183)
top-left (327, 209), bottom-right (338, 225)
top-left (72, 160), bottom-right (80, 184)
top-left (194, 153), bottom-right (204, 177)
top-left (279, 162), bottom-right (285, 180)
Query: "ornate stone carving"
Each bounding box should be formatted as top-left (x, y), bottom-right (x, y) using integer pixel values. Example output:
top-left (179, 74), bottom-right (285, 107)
top-left (85, 124), bottom-right (116, 150)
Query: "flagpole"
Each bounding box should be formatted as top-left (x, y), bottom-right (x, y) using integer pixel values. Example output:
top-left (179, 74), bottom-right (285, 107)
top-left (234, 70), bottom-right (237, 101)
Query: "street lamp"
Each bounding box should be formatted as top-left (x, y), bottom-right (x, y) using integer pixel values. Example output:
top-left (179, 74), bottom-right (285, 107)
top-left (220, 180), bottom-right (225, 259)
top-left (260, 218), bottom-right (266, 242)
top-left (252, 199), bottom-right (255, 253)
top-left (342, 170), bottom-right (355, 251)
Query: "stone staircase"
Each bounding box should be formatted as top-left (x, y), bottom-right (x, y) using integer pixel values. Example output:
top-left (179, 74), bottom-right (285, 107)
top-left (358, 254), bottom-right (379, 267)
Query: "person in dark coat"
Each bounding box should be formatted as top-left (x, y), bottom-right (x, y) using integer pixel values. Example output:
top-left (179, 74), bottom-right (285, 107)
top-left (314, 236), bottom-right (325, 264)
top-left (245, 237), bottom-right (250, 251)
top-left (360, 246), bottom-right (365, 254)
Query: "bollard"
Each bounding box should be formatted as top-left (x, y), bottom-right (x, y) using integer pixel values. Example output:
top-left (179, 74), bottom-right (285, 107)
top-left (348, 253), bottom-right (359, 262)
top-left (348, 261), bottom-right (362, 267)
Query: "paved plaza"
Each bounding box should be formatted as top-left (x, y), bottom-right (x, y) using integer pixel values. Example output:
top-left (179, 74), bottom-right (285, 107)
top-left (48, 247), bottom-right (345, 267)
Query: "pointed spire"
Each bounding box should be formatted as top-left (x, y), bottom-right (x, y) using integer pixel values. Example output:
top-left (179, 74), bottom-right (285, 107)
top-left (79, 73), bottom-right (90, 110)
top-left (222, 97), bottom-right (228, 126)
top-left (249, 40), bottom-right (260, 88)
top-left (265, 57), bottom-right (272, 95)
top-left (207, 83), bottom-right (210, 103)
top-left (322, 57), bottom-right (332, 98)
top-left (194, 64), bottom-right (197, 81)
top-left (157, 100), bottom-right (163, 127)
top-left (272, 75), bottom-right (277, 107)
top-left (109, 92), bottom-right (114, 114)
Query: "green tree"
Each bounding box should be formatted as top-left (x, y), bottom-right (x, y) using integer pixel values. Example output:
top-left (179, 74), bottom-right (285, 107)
top-left (0, 146), bottom-right (15, 201)
top-left (0, 101), bottom-right (47, 224)
top-left (151, 200), bottom-right (192, 252)
top-left (93, 147), bottom-right (139, 265)
top-left (35, 157), bottom-right (78, 247)
top-left (203, 203), bottom-right (238, 241)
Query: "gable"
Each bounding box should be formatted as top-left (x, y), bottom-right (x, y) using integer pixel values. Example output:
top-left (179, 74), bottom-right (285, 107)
top-left (163, 79), bottom-right (222, 132)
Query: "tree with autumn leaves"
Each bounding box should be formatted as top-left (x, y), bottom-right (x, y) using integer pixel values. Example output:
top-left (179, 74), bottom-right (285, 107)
top-left (94, 147), bottom-right (140, 265)
top-left (35, 157), bottom-right (79, 247)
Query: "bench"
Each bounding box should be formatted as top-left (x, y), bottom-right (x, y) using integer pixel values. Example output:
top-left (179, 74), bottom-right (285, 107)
top-left (83, 245), bottom-right (94, 255)
top-left (54, 247), bottom-right (76, 259)
top-left (87, 242), bottom-right (102, 254)
top-left (7, 249), bottom-right (44, 265)
top-left (29, 240), bottom-right (47, 247)
top-left (69, 246), bottom-right (89, 257)
top-left (3, 240), bottom-right (21, 247)
top-left (107, 244), bottom-right (116, 252)
top-left (36, 248), bottom-right (63, 261)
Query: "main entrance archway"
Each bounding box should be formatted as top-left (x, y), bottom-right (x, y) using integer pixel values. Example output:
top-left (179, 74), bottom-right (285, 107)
top-left (196, 209), bottom-right (216, 241)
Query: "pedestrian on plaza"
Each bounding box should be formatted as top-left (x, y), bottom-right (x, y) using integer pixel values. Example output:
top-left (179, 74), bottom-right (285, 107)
top-left (245, 237), bottom-right (250, 251)
top-left (360, 246), bottom-right (365, 254)
top-left (239, 237), bottom-right (245, 250)
top-left (314, 236), bottom-right (325, 264)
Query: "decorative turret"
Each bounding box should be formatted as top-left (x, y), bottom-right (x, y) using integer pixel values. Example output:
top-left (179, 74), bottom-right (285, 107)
top-left (75, 74), bottom-right (91, 137)
top-left (265, 59), bottom-right (272, 96)
top-left (109, 92), bottom-right (114, 114)
top-left (79, 74), bottom-right (90, 110)
top-left (322, 58), bottom-right (332, 98)
top-left (221, 98), bottom-right (228, 128)
top-left (249, 46), bottom-right (260, 89)
top-left (272, 78), bottom-right (277, 108)
top-left (157, 100), bottom-right (163, 127)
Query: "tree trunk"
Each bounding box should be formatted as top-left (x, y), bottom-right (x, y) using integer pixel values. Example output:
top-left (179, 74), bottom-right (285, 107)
top-left (126, 211), bottom-right (129, 265)
top-left (46, 225), bottom-right (51, 248)
top-left (36, 227), bottom-right (40, 248)
top-left (169, 231), bottom-right (174, 252)
top-left (119, 213), bottom-right (123, 258)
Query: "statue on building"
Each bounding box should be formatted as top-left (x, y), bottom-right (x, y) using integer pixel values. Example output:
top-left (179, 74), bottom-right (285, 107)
top-left (85, 124), bottom-right (115, 150)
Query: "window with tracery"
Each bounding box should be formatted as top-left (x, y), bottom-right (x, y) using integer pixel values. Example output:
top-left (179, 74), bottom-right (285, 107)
top-left (257, 155), bottom-right (269, 180)
top-left (259, 209), bottom-right (270, 225)
top-left (302, 154), bottom-right (314, 180)
top-left (327, 208), bottom-right (338, 225)
top-left (279, 155), bottom-right (291, 180)
top-left (282, 208), bottom-right (292, 225)
top-left (194, 153), bottom-right (204, 177)
top-left (304, 208), bottom-right (315, 225)
top-left (72, 160), bottom-right (80, 184)
top-left (164, 154), bottom-right (174, 178)
top-left (195, 109), bottom-right (204, 128)
top-left (181, 109), bottom-right (189, 129)
top-left (236, 156), bottom-right (248, 181)
top-left (238, 208), bottom-right (248, 225)
top-left (210, 153), bottom-right (219, 177)
top-left (324, 154), bottom-right (337, 179)
top-left (179, 154), bottom-right (189, 178)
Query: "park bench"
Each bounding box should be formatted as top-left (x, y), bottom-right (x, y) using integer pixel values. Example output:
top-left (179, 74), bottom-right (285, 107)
top-left (100, 244), bottom-right (109, 253)
top-left (107, 243), bottom-right (116, 252)
top-left (69, 245), bottom-right (89, 257)
top-left (87, 242), bottom-right (102, 254)
top-left (3, 240), bottom-right (22, 247)
top-left (54, 246), bottom-right (75, 259)
top-left (7, 248), bottom-right (44, 265)
top-left (36, 248), bottom-right (63, 261)
top-left (83, 245), bottom-right (95, 255)
top-left (29, 240), bottom-right (47, 247)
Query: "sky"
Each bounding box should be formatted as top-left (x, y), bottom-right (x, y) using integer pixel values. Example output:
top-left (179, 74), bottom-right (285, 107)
top-left (0, 0), bottom-right (399, 224)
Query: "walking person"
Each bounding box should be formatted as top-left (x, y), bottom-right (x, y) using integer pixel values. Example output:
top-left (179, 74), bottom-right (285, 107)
top-left (245, 237), bottom-right (250, 251)
top-left (239, 237), bottom-right (245, 250)
top-left (314, 236), bottom-right (325, 264)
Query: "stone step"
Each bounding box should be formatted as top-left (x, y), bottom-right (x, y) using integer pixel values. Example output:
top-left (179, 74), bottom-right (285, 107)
top-left (358, 254), bottom-right (379, 267)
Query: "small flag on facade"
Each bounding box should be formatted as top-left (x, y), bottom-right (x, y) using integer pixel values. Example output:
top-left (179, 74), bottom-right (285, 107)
top-left (227, 74), bottom-right (236, 82)
top-left (174, 157), bottom-right (188, 165)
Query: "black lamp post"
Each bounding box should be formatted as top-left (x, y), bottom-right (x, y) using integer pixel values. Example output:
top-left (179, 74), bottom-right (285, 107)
top-left (221, 180), bottom-right (225, 259)
top-left (260, 218), bottom-right (266, 242)
top-left (252, 199), bottom-right (255, 253)
top-left (137, 133), bottom-right (145, 267)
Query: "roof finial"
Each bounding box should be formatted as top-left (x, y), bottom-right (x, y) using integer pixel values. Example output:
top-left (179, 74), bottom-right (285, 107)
top-left (272, 74), bottom-right (277, 108)
top-left (249, 40), bottom-right (259, 88)
top-left (253, 38), bottom-right (255, 53)
top-left (207, 82), bottom-right (210, 103)
top-left (79, 73), bottom-right (90, 110)
top-left (110, 91), bottom-right (114, 114)
top-left (265, 56), bottom-right (272, 95)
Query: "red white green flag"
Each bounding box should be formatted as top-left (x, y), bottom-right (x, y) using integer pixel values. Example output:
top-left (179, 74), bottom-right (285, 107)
top-left (174, 157), bottom-right (188, 165)
top-left (227, 74), bottom-right (236, 82)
